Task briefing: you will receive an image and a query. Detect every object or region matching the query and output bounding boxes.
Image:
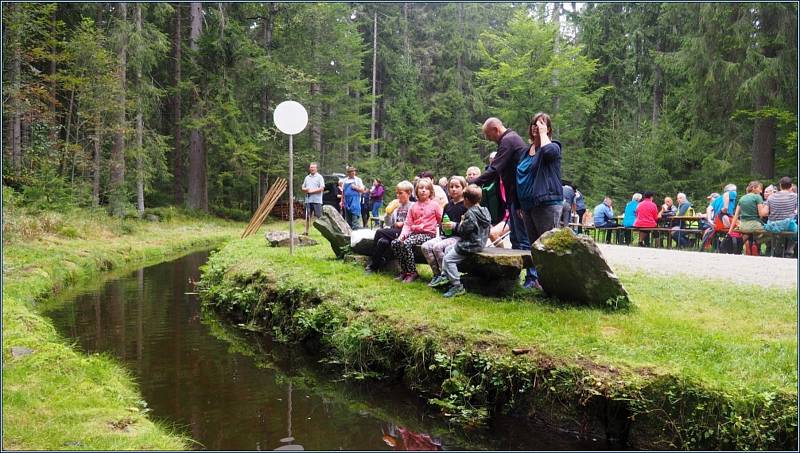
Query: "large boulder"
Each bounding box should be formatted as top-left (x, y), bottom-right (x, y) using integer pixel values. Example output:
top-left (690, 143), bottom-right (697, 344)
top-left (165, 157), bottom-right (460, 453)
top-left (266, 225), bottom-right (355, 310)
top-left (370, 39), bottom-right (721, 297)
top-left (531, 228), bottom-right (630, 308)
top-left (265, 231), bottom-right (318, 247)
top-left (313, 205), bottom-right (352, 258)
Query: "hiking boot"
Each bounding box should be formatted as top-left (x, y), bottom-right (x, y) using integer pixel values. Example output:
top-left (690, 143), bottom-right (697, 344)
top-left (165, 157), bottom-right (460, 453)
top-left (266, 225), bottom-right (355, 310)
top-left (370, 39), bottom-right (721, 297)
top-left (402, 272), bottom-right (418, 283)
top-left (428, 274), bottom-right (449, 288)
top-left (443, 284), bottom-right (466, 298)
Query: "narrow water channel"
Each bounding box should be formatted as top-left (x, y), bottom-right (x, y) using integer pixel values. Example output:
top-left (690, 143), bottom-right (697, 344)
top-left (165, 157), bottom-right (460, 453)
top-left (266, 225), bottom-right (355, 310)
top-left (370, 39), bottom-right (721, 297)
top-left (45, 250), bottom-right (608, 451)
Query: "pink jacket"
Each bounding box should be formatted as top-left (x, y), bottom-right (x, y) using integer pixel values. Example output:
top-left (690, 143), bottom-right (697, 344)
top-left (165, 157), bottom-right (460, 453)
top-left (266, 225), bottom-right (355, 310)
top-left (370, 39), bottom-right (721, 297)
top-left (400, 199), bottom-right (442, 239)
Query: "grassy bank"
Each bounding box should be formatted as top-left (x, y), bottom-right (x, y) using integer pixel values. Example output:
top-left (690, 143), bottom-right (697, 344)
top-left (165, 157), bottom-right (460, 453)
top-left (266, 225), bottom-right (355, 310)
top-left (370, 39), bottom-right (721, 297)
top-left (2, 205), bottom-right (242, 450)
top-left (199, 221), bottom-right (797, 450)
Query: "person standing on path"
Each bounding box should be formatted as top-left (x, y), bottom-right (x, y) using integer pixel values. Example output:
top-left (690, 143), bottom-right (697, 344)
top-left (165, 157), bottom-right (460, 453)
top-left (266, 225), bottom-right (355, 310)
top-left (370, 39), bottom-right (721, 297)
top-left (301, 162), bottom-right (325, 235)
top-left (370, 179), bottom-right (385, 220)
top-left (469, 117), bottom-right (534, 286)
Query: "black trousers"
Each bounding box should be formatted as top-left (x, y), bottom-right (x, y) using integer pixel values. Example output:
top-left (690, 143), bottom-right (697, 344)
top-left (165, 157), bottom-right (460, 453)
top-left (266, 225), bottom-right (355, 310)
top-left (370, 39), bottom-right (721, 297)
top-left (370, 227), bottom-right (401, 269)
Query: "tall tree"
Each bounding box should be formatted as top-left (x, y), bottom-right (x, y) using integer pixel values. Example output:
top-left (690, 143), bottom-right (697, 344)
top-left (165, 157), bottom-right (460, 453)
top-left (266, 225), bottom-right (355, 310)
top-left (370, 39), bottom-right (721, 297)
top-left (171, 3), bottom-right (183, 204)
top-left (109, 2), bottom-right (128, 214)
top-left (187, 2), bottom-right (207, 211)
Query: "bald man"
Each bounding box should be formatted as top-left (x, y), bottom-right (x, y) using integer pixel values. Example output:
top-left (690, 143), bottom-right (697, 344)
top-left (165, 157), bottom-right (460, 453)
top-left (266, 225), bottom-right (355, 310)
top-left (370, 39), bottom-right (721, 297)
top-left (469, 117), bottom-right (534, 286)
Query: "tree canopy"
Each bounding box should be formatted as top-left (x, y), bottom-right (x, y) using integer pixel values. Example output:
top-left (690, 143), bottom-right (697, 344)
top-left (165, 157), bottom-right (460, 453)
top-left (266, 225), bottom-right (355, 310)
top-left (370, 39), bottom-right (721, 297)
top-left (3, 2), bottom-right (796, 218)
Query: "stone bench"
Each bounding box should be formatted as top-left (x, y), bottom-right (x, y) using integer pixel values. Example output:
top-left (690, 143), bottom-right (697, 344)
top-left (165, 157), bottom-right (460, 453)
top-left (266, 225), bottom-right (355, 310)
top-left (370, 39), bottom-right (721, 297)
top-left (314, 205), bottom-right (629, 306)
top-left (312, 205), bottom-right (530, 296)
top-left (349, 230), bottom-right (533, 296)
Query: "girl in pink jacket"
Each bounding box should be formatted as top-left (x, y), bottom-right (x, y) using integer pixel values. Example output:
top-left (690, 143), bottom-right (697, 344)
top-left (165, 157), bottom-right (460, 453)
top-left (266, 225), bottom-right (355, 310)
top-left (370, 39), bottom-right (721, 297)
top-left (391, 178), bottom-right (443, 283)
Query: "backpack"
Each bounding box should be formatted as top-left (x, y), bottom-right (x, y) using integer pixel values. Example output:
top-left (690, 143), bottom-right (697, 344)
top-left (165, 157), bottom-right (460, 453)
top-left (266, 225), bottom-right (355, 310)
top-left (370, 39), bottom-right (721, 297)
top-left (719, 234), bottom-right (741, 254)
top-left (481, 181), bottom-right (505, 225)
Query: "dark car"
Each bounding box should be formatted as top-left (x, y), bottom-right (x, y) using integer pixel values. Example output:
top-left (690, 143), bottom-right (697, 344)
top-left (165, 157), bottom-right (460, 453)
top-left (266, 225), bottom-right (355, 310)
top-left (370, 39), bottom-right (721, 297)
top-left (321, 173), bottom-right (345, 208)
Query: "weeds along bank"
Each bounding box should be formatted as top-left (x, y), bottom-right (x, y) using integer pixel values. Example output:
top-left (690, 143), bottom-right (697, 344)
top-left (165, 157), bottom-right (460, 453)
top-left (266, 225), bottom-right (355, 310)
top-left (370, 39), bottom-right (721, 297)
top-left (2, 204), bottom-right (241, 450)
top-left (199, 228), bottom-right (797, 450)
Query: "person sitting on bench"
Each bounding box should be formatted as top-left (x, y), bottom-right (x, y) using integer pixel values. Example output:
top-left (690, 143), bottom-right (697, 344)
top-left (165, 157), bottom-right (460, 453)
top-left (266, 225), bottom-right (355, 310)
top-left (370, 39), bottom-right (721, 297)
top-left (593, 196), bottom-right (619, 243)
top-left (439, 185), bottom-right (491, 298)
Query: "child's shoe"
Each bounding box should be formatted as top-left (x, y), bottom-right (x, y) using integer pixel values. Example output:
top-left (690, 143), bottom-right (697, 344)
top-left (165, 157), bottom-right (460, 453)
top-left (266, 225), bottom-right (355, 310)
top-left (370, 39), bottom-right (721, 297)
top-left (402, 272), bottom-right (418, 283)
top-left (443, 284), bottom-right (465, 298)
top-left (427, 274), bottom-right (449, 288)
top-left (394, 272), bottom-right (407, 281)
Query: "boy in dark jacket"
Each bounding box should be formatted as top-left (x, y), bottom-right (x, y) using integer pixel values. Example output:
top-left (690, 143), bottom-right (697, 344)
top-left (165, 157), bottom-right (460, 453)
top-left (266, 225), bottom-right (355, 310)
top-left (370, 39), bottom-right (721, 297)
top-left (439, 185), bottom-right (492, 298)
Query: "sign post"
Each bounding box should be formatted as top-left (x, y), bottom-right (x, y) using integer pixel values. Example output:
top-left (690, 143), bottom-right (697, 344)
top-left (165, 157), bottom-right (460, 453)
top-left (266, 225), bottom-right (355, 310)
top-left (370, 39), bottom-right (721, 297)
top-left (273, 101), bottom-right (308, 254)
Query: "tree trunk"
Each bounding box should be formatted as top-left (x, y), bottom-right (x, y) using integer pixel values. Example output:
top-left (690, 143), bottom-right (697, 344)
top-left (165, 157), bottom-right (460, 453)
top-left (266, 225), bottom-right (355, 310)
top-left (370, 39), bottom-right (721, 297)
top-left (652, 64), bottom-right (663, 127)
top-left (187, 2), bottom-right (207, 211)
top-left (93, 117), bottom-right (102, 207)
top-left (172, 3), bottom-right (184, 205)
top-left (259, 3), bottom-right (277, 202)
top-left (751, 95), bottom-right (776, 179)
top-left (110, 2), bottom-right (128, 212)
top-left (12, 40), bottom-right (22, 176)
top-left (311, 82), bottom-right (322, 160)
top-left (551, 2), bottom-right (562, 136)
top-left (135, 4), bottom-right (145, 215)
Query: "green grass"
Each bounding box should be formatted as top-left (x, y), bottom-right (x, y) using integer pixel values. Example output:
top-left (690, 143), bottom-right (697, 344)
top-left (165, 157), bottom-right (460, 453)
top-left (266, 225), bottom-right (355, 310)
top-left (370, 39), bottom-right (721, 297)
top-left (2, 206), bottom-right (244, 450)
top-left (210, 221), bottom-right (797, 395)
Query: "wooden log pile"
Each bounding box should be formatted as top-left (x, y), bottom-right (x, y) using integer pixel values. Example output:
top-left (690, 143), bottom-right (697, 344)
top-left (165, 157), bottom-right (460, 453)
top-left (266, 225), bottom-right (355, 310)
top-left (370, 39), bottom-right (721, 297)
top-left (241, 178), bottom-right (287, 238)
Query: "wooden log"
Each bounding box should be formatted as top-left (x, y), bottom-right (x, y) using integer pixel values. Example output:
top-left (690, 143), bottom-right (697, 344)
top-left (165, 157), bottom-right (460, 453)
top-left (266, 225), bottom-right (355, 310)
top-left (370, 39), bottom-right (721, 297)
top-left (242, 178), bottom-right (287, 238)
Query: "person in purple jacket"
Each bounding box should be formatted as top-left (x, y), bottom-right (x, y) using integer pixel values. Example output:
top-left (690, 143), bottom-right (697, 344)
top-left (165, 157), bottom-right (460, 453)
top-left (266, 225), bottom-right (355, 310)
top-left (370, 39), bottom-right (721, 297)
top-left (370, 178), bottom-right (385, 219)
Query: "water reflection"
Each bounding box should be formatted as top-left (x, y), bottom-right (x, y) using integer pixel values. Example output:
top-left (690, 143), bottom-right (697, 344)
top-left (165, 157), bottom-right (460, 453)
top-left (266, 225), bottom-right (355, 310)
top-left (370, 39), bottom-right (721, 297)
top-left (45, 250), bottom-right (609, 451)
top-left (382, 424), bottom-right (443, 451)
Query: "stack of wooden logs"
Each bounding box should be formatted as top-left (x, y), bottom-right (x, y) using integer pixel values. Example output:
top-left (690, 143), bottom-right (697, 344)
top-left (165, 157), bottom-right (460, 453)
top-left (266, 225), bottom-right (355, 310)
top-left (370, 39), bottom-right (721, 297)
top-left (241, 178), bottom-right (287, 238)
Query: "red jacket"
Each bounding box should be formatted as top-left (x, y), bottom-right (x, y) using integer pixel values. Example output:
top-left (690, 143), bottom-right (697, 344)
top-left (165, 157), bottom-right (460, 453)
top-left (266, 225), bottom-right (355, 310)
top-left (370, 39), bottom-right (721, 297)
top-left (634, 198), bottom-right (659, 227)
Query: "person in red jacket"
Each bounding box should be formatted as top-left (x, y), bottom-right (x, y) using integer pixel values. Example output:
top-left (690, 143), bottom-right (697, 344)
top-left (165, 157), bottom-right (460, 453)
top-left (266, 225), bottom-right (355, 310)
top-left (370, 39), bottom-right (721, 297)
top-left (633, 191), bottom-right (659, 246)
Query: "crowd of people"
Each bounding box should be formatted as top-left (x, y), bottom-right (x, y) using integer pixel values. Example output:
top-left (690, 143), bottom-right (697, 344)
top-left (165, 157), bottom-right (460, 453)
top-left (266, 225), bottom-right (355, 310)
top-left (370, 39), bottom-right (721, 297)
top-left (300, 113), bottom-right (798, 297)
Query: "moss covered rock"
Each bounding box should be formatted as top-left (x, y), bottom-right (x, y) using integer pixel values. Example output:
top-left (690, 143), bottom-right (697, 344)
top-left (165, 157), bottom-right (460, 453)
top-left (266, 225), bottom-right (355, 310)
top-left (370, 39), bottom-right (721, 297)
top-left (531, 228), bottom-right (629, 308)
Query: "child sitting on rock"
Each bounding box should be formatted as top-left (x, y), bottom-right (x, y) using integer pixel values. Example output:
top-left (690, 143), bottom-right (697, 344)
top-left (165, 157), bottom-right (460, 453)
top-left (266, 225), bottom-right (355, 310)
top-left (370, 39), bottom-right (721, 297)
top-left (439, 184), bottom-right (491, 297)
top-left (390, 178), bottom-right (443, 283)
top-left (423, 176), bottom-right (467, 287)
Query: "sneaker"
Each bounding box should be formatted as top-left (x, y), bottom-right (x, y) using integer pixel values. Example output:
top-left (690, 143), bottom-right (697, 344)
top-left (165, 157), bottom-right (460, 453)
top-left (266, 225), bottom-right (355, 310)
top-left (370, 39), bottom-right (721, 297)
top-left (443, 284), bottom-right (466, 298)
top-left (394, 272), bottom-right (407, 281)
top-left (524, 278), bottom-right (542, 290)
top-left (402, 272), bottom-right (418, 283)
top-left (428, 274), bottom-right (449, 288)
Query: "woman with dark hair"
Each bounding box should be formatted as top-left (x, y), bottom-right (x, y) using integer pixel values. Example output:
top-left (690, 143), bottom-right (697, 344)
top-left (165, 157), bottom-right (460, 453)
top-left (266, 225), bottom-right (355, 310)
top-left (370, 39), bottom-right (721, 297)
top-left (633, 191), bottom-right (659, 246)
top-left (370, 178), bottom-right (385, 219)
top-left (516, 112), bottom-right (563, 289)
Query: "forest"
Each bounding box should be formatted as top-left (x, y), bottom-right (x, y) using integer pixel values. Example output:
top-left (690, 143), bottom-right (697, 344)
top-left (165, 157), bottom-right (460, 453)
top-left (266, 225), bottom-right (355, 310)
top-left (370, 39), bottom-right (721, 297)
top-left (3, 2), bottom-right (797, 220)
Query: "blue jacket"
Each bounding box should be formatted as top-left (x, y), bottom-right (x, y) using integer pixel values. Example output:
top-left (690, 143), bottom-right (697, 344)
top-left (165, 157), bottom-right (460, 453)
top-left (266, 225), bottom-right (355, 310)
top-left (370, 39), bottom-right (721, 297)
top-left (623, 200), bottom-right (638, 227)
top-left (516, 141), bottom-right (564, 211)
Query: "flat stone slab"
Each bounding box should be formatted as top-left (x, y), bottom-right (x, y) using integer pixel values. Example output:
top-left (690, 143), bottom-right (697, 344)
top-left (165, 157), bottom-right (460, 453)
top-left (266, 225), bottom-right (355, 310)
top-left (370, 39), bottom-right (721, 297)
top-left (531, 228), bottom-right (629, 308)
top-left (265, 231), bottom-right (318, 247)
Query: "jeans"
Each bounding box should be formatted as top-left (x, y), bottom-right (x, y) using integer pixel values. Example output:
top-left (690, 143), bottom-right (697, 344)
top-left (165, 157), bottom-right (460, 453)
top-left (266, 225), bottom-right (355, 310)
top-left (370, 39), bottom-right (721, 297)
top-left (520, 204), bottom-right (563, 246)
top-left (508, 202), bottom-right (536, 281)
top-left (348, 212), bottom-right (361, 230)
top-left (442, 246), bottom-right (467, 285)
top-left (371, 200), bottom-right (382, 218)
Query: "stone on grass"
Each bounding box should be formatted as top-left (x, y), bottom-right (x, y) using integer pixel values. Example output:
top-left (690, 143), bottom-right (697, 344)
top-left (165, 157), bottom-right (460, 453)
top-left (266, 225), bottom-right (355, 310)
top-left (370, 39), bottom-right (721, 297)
top-left (265, 231), bottom-right (318, 247)
top-left (531, 228), bottom-right (629, 308)
top-left (313, 205), bottom-right (352, 258)
top-left (11, 346), bottom-right (34, 358)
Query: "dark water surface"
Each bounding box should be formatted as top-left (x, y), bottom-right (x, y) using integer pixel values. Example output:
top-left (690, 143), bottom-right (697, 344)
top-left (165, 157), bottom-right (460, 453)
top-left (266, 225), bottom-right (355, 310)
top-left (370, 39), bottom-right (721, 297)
top-left (45, 250), bottom-right (607, 451)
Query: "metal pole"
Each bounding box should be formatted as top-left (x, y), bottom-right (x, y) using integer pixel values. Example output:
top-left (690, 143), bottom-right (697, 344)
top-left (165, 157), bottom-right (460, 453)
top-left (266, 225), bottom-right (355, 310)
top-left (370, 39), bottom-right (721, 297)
top-left (370, 11), bottom-right (377, 158)
top-left (289, 134), bottom-right (294, 254)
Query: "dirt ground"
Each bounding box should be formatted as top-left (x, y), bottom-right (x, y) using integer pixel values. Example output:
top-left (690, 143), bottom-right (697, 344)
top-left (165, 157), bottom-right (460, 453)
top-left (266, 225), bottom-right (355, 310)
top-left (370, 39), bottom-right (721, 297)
top-left (596, 243), bottom-right (797, 289)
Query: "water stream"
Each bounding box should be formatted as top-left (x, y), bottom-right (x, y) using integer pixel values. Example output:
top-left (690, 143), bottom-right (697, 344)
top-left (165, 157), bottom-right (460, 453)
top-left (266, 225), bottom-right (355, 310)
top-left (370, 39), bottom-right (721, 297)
top-left (45, 250), bottom-right (609, 450)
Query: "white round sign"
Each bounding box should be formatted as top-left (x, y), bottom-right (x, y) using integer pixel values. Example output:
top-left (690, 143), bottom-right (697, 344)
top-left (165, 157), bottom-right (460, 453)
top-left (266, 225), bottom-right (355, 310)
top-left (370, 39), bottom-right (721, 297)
top-left (273, 100), bottom-right (308, 135)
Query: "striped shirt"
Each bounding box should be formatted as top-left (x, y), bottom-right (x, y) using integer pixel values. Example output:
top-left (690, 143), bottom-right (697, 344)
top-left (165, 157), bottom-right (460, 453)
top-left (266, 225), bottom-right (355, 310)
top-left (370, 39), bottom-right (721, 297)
top-left (767, 191), bottom-right (798, 221)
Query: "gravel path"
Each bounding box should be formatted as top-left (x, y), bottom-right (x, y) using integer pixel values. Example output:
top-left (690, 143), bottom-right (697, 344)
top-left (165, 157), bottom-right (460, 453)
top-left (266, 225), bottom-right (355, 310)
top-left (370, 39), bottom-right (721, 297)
top-left (596, 244), bottom-right (797, 289)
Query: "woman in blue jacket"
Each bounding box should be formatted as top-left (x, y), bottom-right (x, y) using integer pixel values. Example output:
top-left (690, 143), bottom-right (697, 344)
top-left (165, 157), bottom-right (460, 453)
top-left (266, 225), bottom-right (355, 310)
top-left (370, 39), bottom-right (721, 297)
top-left (517, 112), bottom-right (564, 247)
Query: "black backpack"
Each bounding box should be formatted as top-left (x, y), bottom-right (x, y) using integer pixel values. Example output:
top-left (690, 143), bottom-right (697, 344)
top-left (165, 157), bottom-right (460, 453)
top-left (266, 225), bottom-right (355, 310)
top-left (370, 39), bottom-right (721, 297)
top-left (719, 235), bottom-right (741, 254)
